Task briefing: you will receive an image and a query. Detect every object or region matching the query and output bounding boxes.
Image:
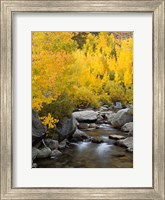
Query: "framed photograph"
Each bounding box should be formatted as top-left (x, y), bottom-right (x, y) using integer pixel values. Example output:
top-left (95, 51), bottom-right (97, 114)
top-left (0, 0), bottom-right (164, 199)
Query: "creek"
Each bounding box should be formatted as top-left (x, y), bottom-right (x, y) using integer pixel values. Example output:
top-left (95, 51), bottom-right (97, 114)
top-left (36, 124), bottom-right (133, 168)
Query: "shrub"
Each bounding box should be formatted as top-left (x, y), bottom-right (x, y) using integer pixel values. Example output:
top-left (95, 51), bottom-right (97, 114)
top-left (70, 86), bottom-right (99, 109)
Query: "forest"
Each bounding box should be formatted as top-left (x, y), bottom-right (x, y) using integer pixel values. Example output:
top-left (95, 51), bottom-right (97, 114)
top-left (32, 32), bottom-right (133, 129)
top-left (32, 32), bottom-right (133, 168)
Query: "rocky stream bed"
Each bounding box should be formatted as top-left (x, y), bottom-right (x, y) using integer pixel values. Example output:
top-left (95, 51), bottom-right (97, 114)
top-left (32, 104), bottom-right (133, 168)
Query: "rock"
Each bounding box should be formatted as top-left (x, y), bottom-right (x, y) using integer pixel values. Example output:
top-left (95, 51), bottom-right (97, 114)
top-left (104, 111), bottom-right (116, 124)
top-left (44, 138), bottom-right (59, 150)
top-left (111, 108), bottom-right (133, 128)
top-left (115, 137), bottom-right (133, 152)
top-left (109, 135), bottom-right (126, 140)
top-left (99, 106), bottom-right (109, 111)
top-left (37, 147), bottom-right (51, 158)
top-left (127, 147), bottom-right (133, 153)
top-left (78, 123), bottom-right (89, 129)
top-left (96, 115), bottom-right (104, 124)
top-left (121, 122), bottom-right (133, 135)
top-left (32, 109), bottom-right (47, 144)
top-left (56, 116), bottom-right (77, 142)
top-left (32, 163), bottom-right (38, 168)
top-left (89, 123), bottom-right (97, 129)
top-left (114, 102), bottom-right (122, 109)
top-left (32, 147), bottom-right (39, 161)
top-left (50, 149), bottom-right (62, 157)
top-left (91, 137), bottom-right (104, 144)
top-left (72, 129), bottom-right (89, 141)
top-left (58, 139), bottom-right (67, 150)
top-left (72, 110), bottom-right (98, 122)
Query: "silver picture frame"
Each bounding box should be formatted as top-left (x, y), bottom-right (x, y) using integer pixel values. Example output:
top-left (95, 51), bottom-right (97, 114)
top-left (0, 0), bottom-right (164, 199)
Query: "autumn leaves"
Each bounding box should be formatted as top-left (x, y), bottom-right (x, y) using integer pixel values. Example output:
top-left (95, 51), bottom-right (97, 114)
top-left (32, 32), bottom-right (133, 128)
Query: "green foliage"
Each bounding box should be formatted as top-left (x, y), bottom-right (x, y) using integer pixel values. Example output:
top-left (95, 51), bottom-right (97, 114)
top-left (39, 94), bottom-right (74, 121)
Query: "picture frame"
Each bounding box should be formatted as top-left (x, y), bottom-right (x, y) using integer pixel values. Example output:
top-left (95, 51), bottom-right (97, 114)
top-left (0, 0), bottom-right (164, 199)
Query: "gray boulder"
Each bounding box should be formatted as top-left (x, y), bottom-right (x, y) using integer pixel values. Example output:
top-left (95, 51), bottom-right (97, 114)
top-left (121, 122), bottom-right (133, 135)
top-left (37, 147), bottom-right (51, 158)
top-left (72, 128), bottom-right (89, 141)
top-left (111, 108), bottom-right (133, 128)
top-left (72, 110), bottom-right (98, 122)
top-left (115, 137), bottom-right (133, 152)
top-left (104, 111), bottom-right (116, 124)
top-left (96, 114), bottom-right (104, 124)
top-left (44, 138), bottom-right (59, 150)
top-left (56, 116), bottom-right (78, 142)
top-left (32, 109), bottom-right (47, 144)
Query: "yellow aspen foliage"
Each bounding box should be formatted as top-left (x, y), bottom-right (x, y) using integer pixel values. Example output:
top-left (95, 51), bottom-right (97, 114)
top-left (40, 113), bottom-right (59, 129)
top-left (32, 32), bottom-right (133, 129)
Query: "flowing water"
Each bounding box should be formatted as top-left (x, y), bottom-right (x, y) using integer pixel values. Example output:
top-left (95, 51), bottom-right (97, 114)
top-left (36, 124), bottom-right (133, 168)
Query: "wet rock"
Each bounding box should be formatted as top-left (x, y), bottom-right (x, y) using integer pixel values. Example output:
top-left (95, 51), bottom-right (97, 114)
top-left (121, 122), bottom-right (133, 135)
top-left (89, 123), bottom-right (98, 129)
top-left (72, 110), bottom-right (98, 122)
top-left (104, 112), bottom-right (116, 124)
top-left (44, 138), bottom-right (59, 150)
top-left (115, 137), bottom-right (133, 152)
top-left (91, 137), bottom-right (104, 144)
top-left (32, 109), bottom-right (47, 145)
top-left (56, 116), bottom-right (77, 142)
top-left (111, 108), bottom-right (133, 128)
top-left (78, 123), bottom-right (89, 129)
top-left (96, 115), bottom-right (104, 124)
top-left (32, 147), bottom-right (39, 161)
top-left (127, 147), bottom-right (133, 153)
top-left (109, 135), bottom-right (126, 140)
top-left (37, 147), bottom-right (51, 158)
top-left (72, 129), bottom-right (89, 141)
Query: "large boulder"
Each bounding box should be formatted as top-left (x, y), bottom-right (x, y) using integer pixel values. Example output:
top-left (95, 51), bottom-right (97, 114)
top-left (111, 108), bottom-right (133, 128)
top-left (55, 116), bottom-right (78, 142)
top-left (121, 122), bottom-right (133, 135)
top-left (104, 111), bottom-right (116, 124)
top-left (72, 110), bottom-right (98, 122)
top-left (115, 137), bottom-right (133, 152)
top-left (32, 109), bottom-right (47, 145)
